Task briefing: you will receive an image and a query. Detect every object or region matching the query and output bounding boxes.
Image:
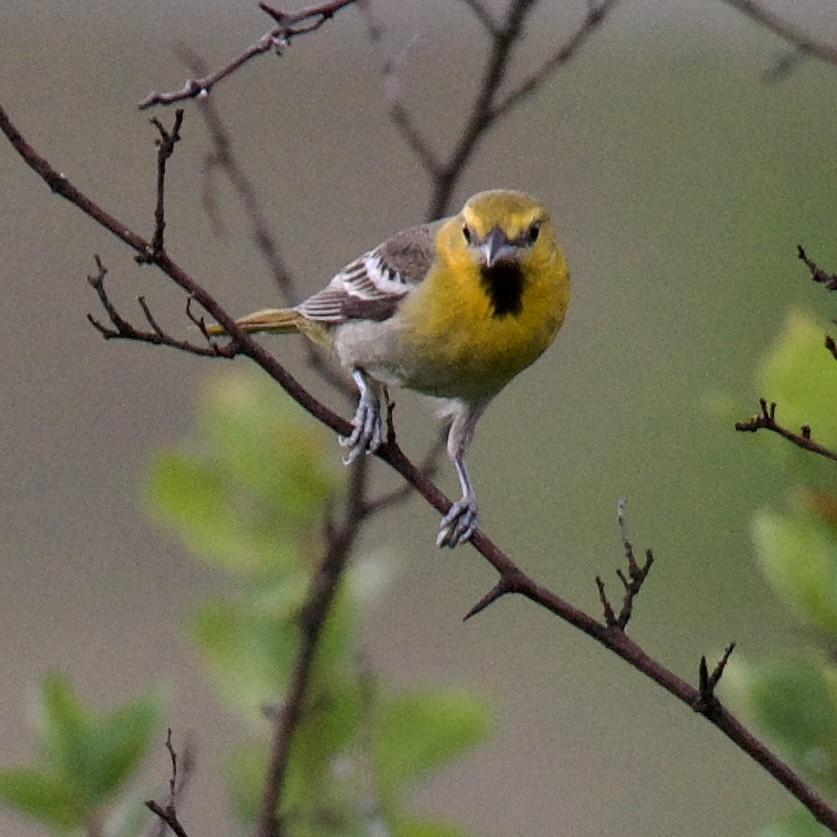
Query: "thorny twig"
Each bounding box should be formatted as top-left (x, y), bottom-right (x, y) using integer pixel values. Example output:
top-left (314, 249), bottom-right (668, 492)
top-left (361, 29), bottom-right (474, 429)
top-left (694, 644), bottom-right (737, 714)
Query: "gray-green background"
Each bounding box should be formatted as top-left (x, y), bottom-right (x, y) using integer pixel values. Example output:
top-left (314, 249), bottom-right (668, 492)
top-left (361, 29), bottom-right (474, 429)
top-left (3, 1), bottom-right (836, 834)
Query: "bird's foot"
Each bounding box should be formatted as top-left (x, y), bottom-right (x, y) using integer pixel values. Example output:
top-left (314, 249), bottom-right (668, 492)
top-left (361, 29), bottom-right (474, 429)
top-left (339, 398), bottom-right (382, 464)
top-left (436, 496), bottom-right (478, 548)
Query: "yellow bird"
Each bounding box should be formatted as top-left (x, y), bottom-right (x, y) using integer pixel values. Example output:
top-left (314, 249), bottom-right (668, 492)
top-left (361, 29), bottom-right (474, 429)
top-left (212, 190), bottom-right (570, 547)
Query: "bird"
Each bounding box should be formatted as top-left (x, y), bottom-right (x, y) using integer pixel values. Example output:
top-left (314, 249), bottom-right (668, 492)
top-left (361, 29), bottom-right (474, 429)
top-left (209, 189), bottom-right (570, 547)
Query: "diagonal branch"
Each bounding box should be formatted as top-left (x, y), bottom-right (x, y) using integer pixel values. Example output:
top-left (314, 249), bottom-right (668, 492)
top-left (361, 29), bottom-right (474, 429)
top-left (491, 0), bottom-right (620, 120)
top-left (718, 0), bottom-right (837, 73)
top-left (138, 0), bottom-right (364, 109)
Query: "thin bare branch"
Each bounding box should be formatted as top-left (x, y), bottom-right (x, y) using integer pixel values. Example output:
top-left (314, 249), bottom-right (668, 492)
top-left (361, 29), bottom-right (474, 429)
top-left (86, 257), bottom-right (238, 358)
top-left (460, 0), bottom-right (499, 36)
top-left (719, 0), bottom-right (837, 72)
top-left (595, 499), bottom-right (654, 630)
top-left (427, 0), bottom-right (620, 218)
top-left (138, 0), bottom-right (364, 109)
top-left (138, 110), bottom-right (184, 261)
top-left (146, 729), bottom-right (195, 837)
top-left (736, 399), bottom-right (837, 461)
top-left (492, 0), bottom-right (619, 119)
top-left (359, 4), bottom-right (443, 178)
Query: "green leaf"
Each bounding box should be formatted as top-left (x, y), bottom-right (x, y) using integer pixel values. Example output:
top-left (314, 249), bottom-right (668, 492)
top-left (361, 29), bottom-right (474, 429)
top-left (147, 370), bottom-right (338, 577)
top-left (39, 673), bottom-right (162, 806)
top-left (0, 674), bottom-right (162, 830)
top-left (373, 689), bottom-right (492, 815)
top-left (85, 692), bottom-right (163, 800)
top-left (754, 310), bottom-right (837, 491)
top-left (197, 372), bottom-right (336, 521)
top-left (753, 506), bottom-right (837, 636)
top-left (757, 310), bottom-right (837, 449)
top-left (0, 768), bottom-right (86, 831)
top-left (735, 657), bottom-right (837, 794)
top-left (189, 598), bottom-right (300, 718)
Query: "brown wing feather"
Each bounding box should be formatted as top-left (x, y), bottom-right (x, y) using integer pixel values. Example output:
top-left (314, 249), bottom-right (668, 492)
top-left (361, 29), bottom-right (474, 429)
top-left (295, 220), bottom-right (443, 325)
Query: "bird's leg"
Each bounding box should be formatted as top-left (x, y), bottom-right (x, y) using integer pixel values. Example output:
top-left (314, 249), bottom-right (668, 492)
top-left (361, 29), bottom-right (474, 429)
top-left (436, 401), bottom-right (487, 548)
top-left (436, 455), bottom-right (479, 548)
top-left (339, 368), bottom-right (383, 464)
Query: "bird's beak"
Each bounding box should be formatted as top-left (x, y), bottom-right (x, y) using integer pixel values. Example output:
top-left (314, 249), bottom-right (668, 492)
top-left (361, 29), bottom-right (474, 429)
top-left (481, 227), bottom-right (513, 268)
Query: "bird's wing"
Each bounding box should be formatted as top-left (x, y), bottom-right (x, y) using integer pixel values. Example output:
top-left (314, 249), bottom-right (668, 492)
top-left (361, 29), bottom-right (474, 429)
top-left (295, 220), bottom-right (443, 324)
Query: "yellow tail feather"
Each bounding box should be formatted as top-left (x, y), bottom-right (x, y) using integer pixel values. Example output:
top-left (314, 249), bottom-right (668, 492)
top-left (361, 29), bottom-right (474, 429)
top-left (205, 307), bottom-right (304, 336)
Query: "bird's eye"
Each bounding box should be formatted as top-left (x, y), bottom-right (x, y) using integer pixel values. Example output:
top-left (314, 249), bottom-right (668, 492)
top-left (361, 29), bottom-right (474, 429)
top-left (462, 224), bottom-right (473, 244)
top-left (528, 222), bottom-right (541, 244)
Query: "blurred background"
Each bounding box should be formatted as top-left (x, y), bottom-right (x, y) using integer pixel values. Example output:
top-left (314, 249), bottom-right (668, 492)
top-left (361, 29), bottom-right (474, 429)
top-left (2, 1), bottom-right (837, 834)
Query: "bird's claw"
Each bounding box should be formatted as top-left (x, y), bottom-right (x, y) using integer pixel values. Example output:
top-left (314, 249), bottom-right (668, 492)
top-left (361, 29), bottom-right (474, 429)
top-left (436, 496), bottom-right (478, 548)
top-left (339, 400), bottom-right (382, 464)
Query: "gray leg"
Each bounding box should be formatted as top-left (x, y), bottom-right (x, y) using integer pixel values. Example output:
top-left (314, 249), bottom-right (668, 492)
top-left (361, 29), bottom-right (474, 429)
top-left (436, 400), bottom-right (488, 548)
top-left (436, 455), bottom-right (478, 548)
top-left (339, 368), bottom-right (383, 464)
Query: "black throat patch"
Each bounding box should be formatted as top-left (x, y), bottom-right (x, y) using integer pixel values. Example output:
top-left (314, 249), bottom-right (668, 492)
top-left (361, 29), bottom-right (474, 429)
top-left (479, 262), bottom-right (524, 317)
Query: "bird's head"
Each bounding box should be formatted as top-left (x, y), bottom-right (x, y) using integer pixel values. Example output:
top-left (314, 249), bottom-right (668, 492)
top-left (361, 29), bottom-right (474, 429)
top-left (460, 189), bottom-right (552, 268)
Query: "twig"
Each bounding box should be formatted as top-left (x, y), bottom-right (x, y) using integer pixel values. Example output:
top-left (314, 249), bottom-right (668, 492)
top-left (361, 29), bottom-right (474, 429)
top-left (460, 0), bottom-right (499, 36)
top-left (363, 0), bottom-right (620, 219)
top-left (718, 0), bottom-right (837, 78)
top-left (735, 398), bottom-right (837, 462)
top-left (797, 247), bottom-right (837, 359)
top-left (145, 729), bottom-right (194, 837)
top-left (798, 245), bottom-right (837, 291)
top-left (595, 499), bottom-right (654, 630)
top-left (138, 0), bottom-right (364, 109)
top-left (138, 110), bottom-right (184, 262)
top-left (0, 104), bottom-right (351, 440)
top-left (86, 256), bottom-right (237, 358)
top-left (178, 47), bottom-right (298, 299)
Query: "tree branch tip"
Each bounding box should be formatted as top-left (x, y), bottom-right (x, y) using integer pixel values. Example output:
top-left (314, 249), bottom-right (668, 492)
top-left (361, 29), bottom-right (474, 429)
top-left (694, 643), bottom-right (736, 712)
top-left (463, 581), bottom-right (511, 621)
top-left (594, 575), bottom-right (618, 628)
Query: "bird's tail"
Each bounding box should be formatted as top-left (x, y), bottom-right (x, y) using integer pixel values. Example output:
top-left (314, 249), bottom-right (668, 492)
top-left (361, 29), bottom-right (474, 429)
top-left (205, 307), bottom-right (305, 336)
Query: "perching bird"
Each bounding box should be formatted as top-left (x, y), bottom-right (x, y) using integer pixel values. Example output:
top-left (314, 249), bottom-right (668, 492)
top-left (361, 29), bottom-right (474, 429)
top-left (211, 189), bottom-right (570, 547)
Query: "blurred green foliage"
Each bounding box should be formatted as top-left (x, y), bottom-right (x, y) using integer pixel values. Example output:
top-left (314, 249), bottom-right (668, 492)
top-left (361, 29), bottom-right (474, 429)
top-left (148, 369), bottom-right (492, 835)
top-left (0, 673), bottom-right (162, 834)
top-left (730, 311), bottom-right (837, 836)
top-left (0, 369), bottom-right (490, 835)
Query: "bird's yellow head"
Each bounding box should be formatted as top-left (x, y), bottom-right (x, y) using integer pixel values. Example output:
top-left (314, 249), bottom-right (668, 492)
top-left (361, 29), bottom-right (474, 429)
top-left (434, 189), bottom-right (568, 320)
top-left (460, 189), bottom-right (552, 269)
